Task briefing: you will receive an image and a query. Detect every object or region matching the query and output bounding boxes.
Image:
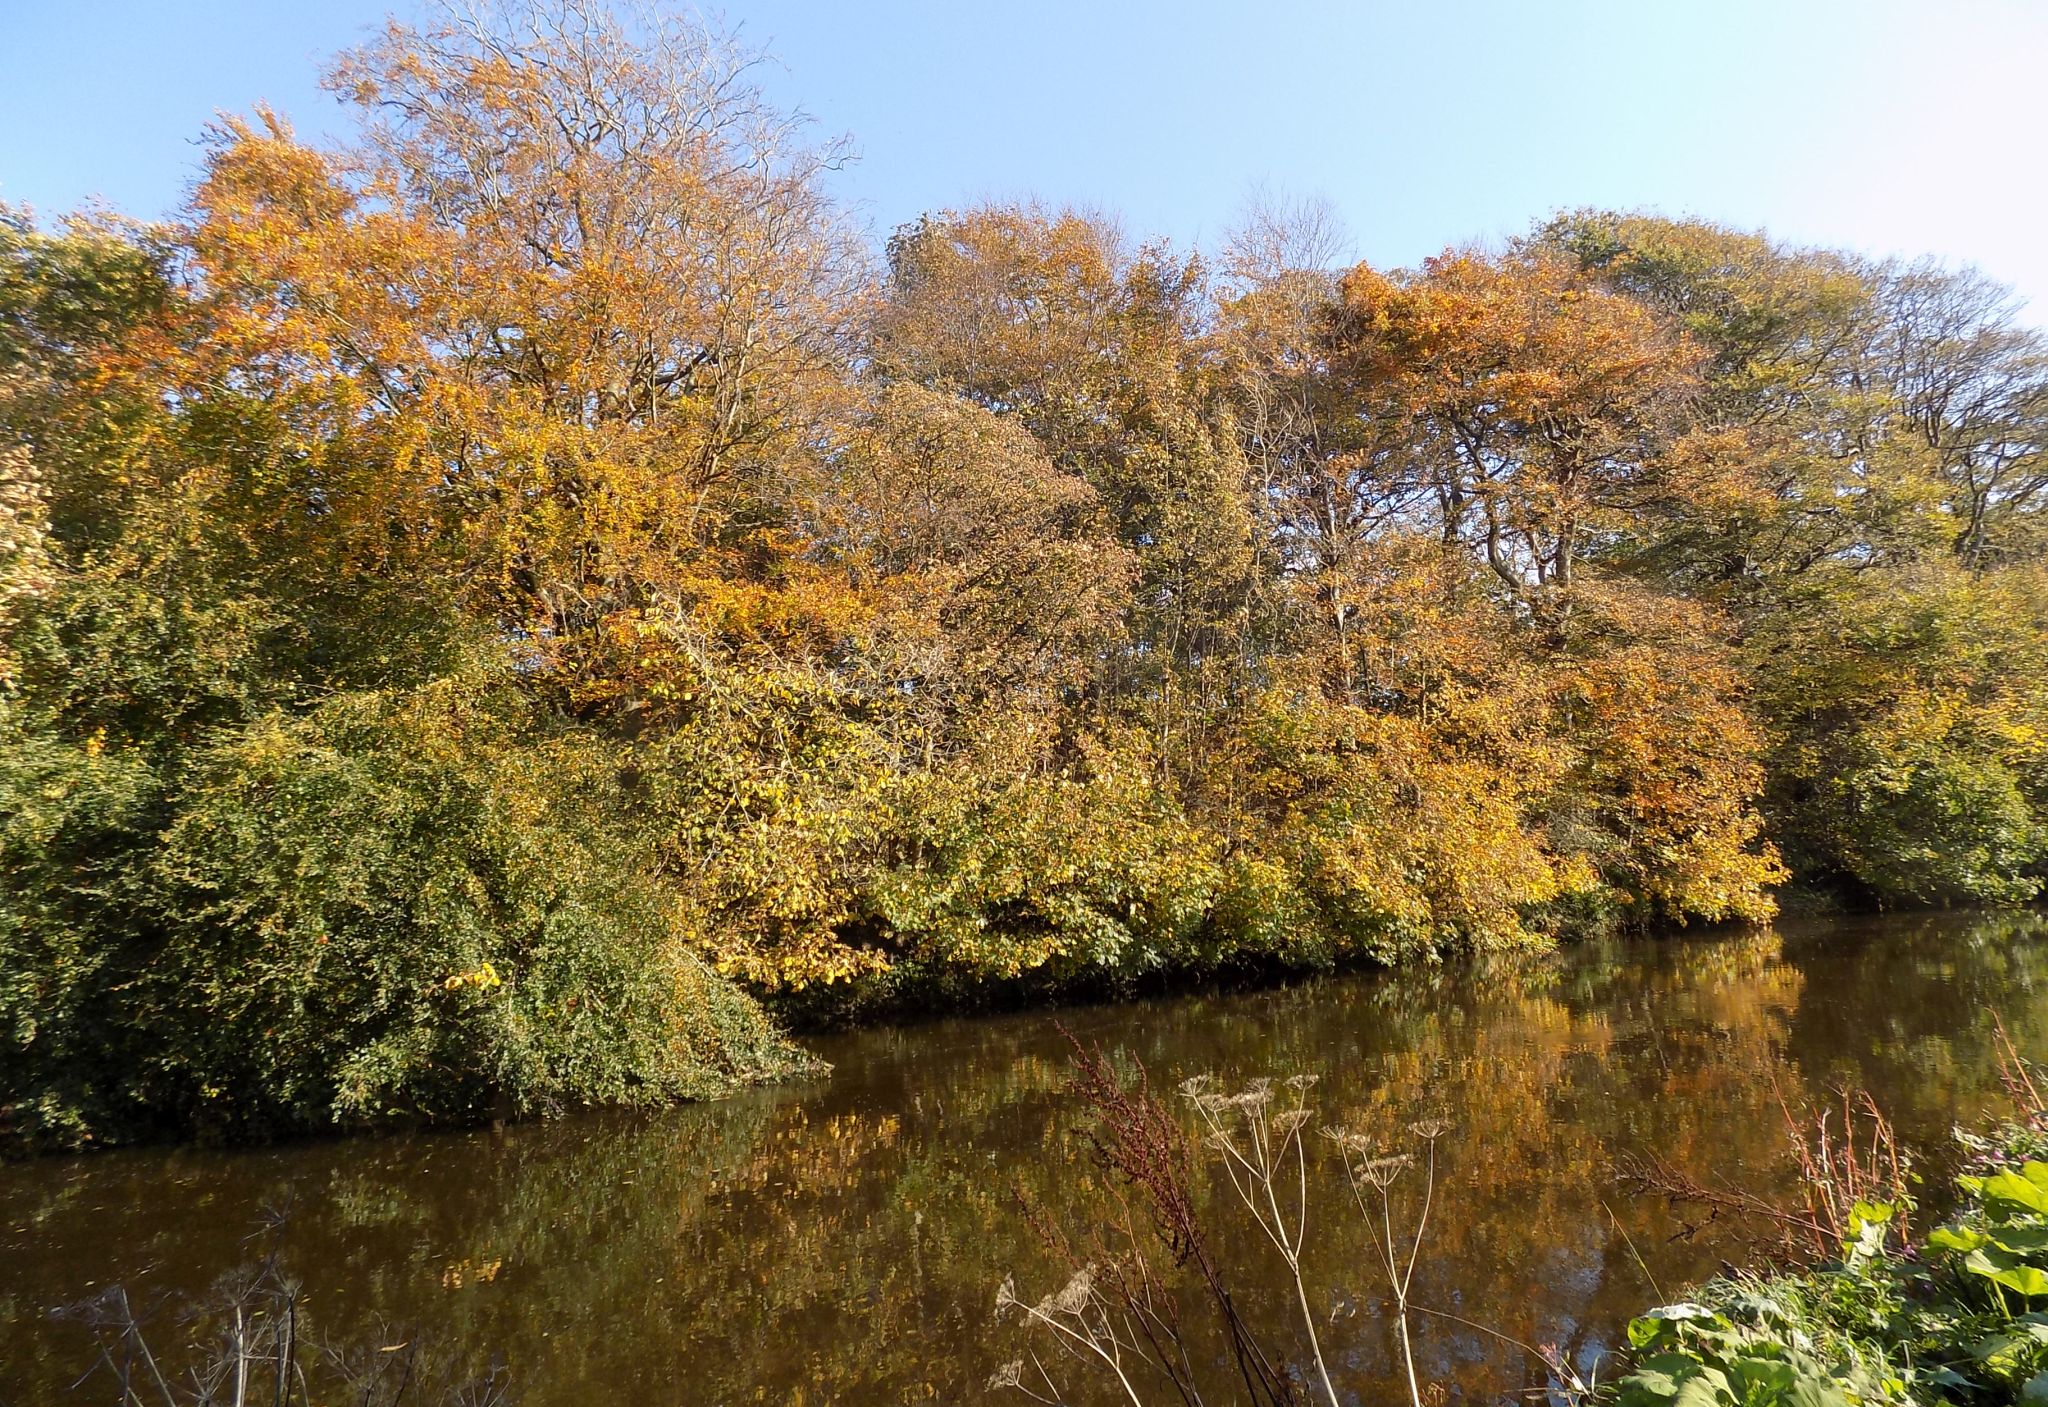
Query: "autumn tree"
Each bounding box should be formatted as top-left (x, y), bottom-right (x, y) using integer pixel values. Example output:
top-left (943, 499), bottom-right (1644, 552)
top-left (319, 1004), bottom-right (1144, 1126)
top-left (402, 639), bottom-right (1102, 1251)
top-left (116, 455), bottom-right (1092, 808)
top-left (876, 205), bottom-right (1261, 726)
top-left (0, 4), bottom-right (836, 1148)
top-left (1547, 212), bottom-right (2048, 905)
top-left (1221, 244), bottom-right (1785, 923)
top-left (184, 0), bottom-right (865, 704)
top-left (1325, 248), bottom-right (1736, 599)
top-left (815, 383), bottom-right (1135, 750)
top-left (1861, 260), bottom-right (2048, 566)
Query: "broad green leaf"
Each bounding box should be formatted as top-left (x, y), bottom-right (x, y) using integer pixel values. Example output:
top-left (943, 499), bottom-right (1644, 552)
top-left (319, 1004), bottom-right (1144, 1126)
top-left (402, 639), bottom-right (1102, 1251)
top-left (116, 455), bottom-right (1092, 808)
top-left (1928, 1224), bottom-right (1990, 1254)
top-left (1967, 1246), bottom-right (2048, 1297)
top-left (1979, 1167), bottom-right (2048, 1217)
top-left (1629, 1304), bottom-right (1721, 1349)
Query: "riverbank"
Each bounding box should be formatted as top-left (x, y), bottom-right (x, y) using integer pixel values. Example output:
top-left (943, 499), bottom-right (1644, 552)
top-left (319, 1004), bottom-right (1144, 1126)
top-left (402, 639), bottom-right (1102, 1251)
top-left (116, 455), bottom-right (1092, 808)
top-left (1599, 1105), bottom-right (2048, 1406)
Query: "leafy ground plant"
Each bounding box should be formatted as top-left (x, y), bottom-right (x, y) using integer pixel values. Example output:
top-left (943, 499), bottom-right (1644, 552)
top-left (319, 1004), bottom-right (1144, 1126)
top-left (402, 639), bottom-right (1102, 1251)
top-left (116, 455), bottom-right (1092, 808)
top-left (1610, 1043), bottom-right (2048, 1406)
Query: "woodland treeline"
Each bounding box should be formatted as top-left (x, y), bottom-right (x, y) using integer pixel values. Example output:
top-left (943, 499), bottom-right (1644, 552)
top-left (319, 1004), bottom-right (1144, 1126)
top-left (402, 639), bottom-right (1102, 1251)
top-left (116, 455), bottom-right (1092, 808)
top-left (3, 1), bottom-right (2045, 1148)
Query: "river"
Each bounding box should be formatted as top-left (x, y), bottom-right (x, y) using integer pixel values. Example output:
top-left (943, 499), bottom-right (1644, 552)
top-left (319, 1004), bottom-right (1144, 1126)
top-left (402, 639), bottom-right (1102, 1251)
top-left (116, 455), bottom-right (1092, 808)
top-left (5, 911), bottom-right (2048, 1404)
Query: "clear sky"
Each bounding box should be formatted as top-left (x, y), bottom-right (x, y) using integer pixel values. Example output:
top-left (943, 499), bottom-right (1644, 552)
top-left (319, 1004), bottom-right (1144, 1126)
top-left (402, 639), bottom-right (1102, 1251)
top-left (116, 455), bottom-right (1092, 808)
top-left (5, 0), bottom-right (2046, 316)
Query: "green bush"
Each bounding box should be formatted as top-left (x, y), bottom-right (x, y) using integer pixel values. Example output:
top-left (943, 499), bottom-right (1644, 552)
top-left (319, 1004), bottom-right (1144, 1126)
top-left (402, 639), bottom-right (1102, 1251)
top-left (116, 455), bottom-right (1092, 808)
top-left (0, 677), bottom-right (817, 1152)
top-left (863, 747), bottom-right (1226, 990)
top-left (1806, 732), bottom-right (2045, 908)
top-left (1611, 1264), bottom-right (1910, 1406)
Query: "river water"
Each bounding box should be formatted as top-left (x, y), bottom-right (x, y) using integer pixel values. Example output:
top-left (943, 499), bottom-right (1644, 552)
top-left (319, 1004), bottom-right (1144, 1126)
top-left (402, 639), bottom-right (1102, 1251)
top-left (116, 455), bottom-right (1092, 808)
top-left (5, 911), bottom-right (2048, 1404)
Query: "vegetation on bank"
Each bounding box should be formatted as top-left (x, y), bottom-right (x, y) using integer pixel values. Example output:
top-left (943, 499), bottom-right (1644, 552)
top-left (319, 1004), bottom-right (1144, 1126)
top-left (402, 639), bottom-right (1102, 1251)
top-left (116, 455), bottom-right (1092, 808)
top-left (1604, 1101), bottom-right (2048, 1405)
top-left (4, 0), bottom-right (2048, 1150)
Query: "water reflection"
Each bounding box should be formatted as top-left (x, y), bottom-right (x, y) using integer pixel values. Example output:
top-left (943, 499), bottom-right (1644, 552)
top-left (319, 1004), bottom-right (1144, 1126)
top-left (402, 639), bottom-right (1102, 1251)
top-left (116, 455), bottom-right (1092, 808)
top-left (4, 912), bottom-right (2048, 1404)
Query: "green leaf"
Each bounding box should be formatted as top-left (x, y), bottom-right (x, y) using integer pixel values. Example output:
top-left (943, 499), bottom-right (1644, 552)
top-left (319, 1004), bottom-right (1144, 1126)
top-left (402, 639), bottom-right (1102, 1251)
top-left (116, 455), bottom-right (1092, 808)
top-left (1670, 1378), bottom-right (1730, 1407)
top-left (1979, 1167), bottom-right (2048, 1217)
top-left (1928, 1224), bottom-right (1991, 1254)
top-left (1967, 1246), bottom-right (2048, 1297)
top-left (1843, 1200), bottom-right (1893, 1269)
top-left (1996, 1226), bottom-right (2048, 1254)
top-left (1628, 1304), bottom-right (1721, 1350)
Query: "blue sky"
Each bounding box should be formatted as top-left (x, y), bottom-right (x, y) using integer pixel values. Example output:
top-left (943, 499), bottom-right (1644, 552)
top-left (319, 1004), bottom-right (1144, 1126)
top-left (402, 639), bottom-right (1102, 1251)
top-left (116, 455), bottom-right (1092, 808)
top-left (6, 0), bottom-right (2046, 315)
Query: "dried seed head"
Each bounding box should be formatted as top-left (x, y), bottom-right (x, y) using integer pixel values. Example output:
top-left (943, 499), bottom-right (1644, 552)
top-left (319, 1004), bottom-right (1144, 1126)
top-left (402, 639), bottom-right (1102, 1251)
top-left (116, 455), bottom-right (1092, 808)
top-left (1178, 1073), bottom-right (1215, 1098)
top-left (1321, 1125), bottom-right (1375, 1154)
top-left (995, 1274), bottom-right (1019, 1316)
top-left (1045, 1266), bottom-right (1095, 1316)
top-left (1285, 1073), bottom-right (1319, 1091)
top-left (1227, 1081), bottom-right (1276, 1115)
top-left (988, 1360), bottom-right (1025, 1390)
top-left (1409, 1118), bottom-right (1452, 1142)
top-left (1271, 1107), bottom-right (1312, 1138)
top-left (1358, 1154), bottom-right (1413, 1188)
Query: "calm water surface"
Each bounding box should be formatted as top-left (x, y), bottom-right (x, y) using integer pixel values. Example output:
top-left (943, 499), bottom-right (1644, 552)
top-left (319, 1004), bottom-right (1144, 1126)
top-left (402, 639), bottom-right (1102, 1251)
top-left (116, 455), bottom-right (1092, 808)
top-left (6, 912), bottom-right (2048, 1404)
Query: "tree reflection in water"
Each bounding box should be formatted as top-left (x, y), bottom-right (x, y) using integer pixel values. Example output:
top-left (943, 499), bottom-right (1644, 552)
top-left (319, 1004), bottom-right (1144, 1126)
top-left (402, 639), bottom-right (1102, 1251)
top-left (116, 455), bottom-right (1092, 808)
top-left (4, 911), bottom-right (2046, 1405)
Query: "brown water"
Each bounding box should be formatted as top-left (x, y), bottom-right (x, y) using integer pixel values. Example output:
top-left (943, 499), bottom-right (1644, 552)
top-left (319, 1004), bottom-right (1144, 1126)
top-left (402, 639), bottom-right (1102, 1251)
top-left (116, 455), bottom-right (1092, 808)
top-left (5, 911), bottom-right (2048, 1405)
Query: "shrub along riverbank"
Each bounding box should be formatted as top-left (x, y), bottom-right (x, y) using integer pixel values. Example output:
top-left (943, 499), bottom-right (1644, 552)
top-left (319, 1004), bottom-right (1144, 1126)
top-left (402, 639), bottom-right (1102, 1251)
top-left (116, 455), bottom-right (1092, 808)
top-left (1607, 1123), bottom-right (2048, 1404)
top-left (6, 0), bottom-right (2048, 1152)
